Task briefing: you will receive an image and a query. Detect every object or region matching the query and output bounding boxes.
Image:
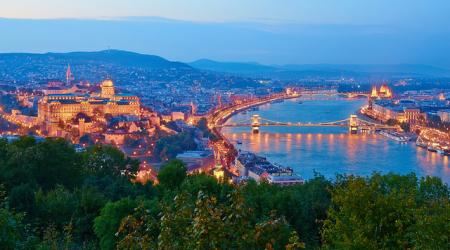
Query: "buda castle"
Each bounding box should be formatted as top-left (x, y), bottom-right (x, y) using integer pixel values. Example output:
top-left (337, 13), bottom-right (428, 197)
top-left (38, 79), bottom-right (140, 135)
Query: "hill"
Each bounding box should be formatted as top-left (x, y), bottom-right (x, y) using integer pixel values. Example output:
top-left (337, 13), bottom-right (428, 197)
top-left (0, 50), bottom-right (194, 84)
top-left (190, 59), bottom-right (450, 79)
top-left (0, 50), bottom-right (190, 69)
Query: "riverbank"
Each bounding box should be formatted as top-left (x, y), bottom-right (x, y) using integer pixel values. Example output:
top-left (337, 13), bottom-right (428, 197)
top-left (207, 93), bottom-right (301, 175)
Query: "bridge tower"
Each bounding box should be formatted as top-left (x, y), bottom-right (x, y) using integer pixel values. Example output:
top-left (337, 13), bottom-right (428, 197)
top-left (251, 114), bottom-right (261, 134)
top-left (349, 115), bottom-right (358, 134)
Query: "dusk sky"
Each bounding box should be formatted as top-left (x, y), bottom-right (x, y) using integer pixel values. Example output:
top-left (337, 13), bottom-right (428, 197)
top-left (1, 0), bottom-right (449, 67)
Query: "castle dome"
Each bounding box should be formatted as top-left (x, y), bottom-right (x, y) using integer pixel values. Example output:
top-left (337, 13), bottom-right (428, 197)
top-left (101, 79), bottom-right (114, 87)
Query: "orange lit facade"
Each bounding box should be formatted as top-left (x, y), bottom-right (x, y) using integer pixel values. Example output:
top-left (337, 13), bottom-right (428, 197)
top-left (371, 84), bottom-right (393, 99)
top-left (38, 79), bottom-right (140, 135)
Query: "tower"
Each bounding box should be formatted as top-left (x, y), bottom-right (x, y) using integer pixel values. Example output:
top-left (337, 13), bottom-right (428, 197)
top-left (66, 64), bottom-right (73, 85)
top-left (78, 118), bottom-right (86, 136)
top-left (100, 79), bottom-right (115, 99)
top-left (190, 101), bottom-right (197, 115)
top-left (251, 114), bottom-right (261, 134)
top-left (349, 115), bottom-right (358, 134)
top-left (370, 86), bottom-right (378, 98)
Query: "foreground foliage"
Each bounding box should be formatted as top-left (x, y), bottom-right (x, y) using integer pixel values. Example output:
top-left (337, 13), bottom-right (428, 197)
top-left (0, 137), bottom-right (448, 249)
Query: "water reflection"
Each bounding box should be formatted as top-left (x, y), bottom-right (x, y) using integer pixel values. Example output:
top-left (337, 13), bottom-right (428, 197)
top-left (223, 98), bottom-right (449, 183)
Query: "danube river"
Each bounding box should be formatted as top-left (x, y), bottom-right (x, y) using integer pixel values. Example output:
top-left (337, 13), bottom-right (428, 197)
top-left (222, 97), bottom-right (450, 183)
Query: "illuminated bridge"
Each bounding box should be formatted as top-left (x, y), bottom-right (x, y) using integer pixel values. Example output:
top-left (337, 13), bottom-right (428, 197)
top-left (217, 114), bottom-right (398, 134)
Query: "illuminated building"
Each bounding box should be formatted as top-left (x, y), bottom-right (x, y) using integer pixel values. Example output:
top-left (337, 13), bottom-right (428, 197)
top-left (235, 151), bottom-right (302, 185)
top-left (370, 86), bottom-right (378, 98)
top-left (372, 99), bottom-right (424, 123)
top-left (104, 129), bottom-right (128, 145)
top-left (370, 84), bottom-right (393, 99)
top-left (38, 79), bottom-right (140, 136)
top-left (171, 111), bottom-right (186, 121)
top-left (438, 110), bottom-right (450, 122)
top-left (213, 163), bottom-right (225, 182)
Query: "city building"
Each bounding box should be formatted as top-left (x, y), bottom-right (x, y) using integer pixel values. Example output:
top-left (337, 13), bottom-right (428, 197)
top-left (371, 99), bottom-right (425, 123)
top-left (370, 84), bottom-right (393, 99)
top-left (437, 110), bottom-right (450, 122)
top-left (38, 79), bottom-right (140, 136)
top-left (235, 152), bottom-right (303, 185)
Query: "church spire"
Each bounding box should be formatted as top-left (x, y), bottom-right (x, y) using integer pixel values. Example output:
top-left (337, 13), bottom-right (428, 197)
top-left (66, 64), bottom-right (73, 85)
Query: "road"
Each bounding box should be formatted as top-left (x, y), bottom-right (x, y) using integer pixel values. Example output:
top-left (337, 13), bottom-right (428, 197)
top-left (206, 93), bottom-right (300, 175)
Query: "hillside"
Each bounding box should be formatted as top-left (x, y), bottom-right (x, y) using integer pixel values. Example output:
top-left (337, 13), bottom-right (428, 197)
top-left (190, 59), bottom-right (450, 79)
top-left (0, 50), bottom-right (193, 84)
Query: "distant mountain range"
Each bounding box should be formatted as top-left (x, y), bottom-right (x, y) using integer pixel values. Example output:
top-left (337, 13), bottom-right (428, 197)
top-left (1, 50), bottom-right (449, 86)
top-left (190, 59), bottom-right (450, 79)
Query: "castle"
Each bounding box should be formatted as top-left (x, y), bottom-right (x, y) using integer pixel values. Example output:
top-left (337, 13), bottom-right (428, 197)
top-left (38, 79), bottom-right (140, 136)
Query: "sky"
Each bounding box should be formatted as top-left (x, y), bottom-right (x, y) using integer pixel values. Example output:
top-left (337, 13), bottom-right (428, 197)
top-left (0, 0), bottom-right (449, 67)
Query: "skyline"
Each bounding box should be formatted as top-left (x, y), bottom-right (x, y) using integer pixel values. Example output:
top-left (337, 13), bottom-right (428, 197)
top-left (1, 1), bottom-right (450, 67)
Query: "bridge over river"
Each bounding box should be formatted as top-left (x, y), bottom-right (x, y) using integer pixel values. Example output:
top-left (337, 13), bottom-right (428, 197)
top-left (218, 114), bottom-right (398, 134)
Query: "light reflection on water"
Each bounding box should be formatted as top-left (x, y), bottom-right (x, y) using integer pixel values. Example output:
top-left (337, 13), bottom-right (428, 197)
top-left (222, 98), bottom-right (450, 183)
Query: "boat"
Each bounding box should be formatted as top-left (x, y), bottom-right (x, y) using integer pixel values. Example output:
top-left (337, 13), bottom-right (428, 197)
top-left (437, 149), bottom-right (445, 155)
top-left (298, 101), bottom-right (303, 104)
top-left (271, 99), bottom-right (284, 104)
top-left (236, 140), bottom-right (243, 145)
top-left (379, 130), bottom-right (407, 142)
top-left (427, 146), bottom-right (437, 152)
top-left (416, 140), bottom-right (427, 149)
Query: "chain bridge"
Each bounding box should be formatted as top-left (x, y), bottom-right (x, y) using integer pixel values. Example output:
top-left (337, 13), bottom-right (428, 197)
top-left (217, 114), bottom-right (397, 134)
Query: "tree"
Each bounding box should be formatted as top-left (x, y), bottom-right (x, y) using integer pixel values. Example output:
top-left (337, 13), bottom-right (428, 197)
top-left (8, 183), bottom-right (36, 216)
top-left (321, 173), bottom-right (450, 250)
top-left (285, 231), bottom-right (306, 250)
top-left (158, 192), bottom-right (193, 250)
top-left (180, 173), bottom-right (224, 198)
top-left (157, 160), bottom-right (187, 190)
top-left (6, 138), bottom-right (83, 191)
top-left (82, 144), bottom-right (139, 178)
top-left (73, 186), bottom-right (107, 242)
top-left (35, 185), bottom-right (77, 229)
top-left (154, 132), bottom-right (197, 161)
top-left (386, 119), bottom-right (397, 126)
top-left (116, 200), bottom-right (160, 250)
top-left (94, 198), bottom-right (138, 250)
top-left (188, 191), bottom-right (226, 249)
top-left (0, 197), bottom-right (25, 250)
top-left (400, 122), bottom-right (410, 132)
top-left (195, 118), bottom-right (217, 141)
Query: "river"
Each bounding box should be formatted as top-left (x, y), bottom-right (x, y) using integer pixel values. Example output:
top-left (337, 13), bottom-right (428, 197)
top-left (222, 97), bottom-right (450, 184)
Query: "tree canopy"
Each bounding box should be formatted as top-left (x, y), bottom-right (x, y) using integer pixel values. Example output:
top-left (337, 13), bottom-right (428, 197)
top-left (0, 137), bottom-right (448, 249)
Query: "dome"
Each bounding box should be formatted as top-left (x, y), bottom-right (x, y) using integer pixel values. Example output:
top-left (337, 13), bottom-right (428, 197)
top-left (101, 79), bottom-right (114, 87)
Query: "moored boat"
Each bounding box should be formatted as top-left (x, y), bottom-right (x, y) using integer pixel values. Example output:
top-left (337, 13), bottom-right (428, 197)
top-left (427, 146), bottom-right (437, 152)
top-left (379, 130), bottom-right (407, 142)
top-left (416, 140), bottom-right (427, 149)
